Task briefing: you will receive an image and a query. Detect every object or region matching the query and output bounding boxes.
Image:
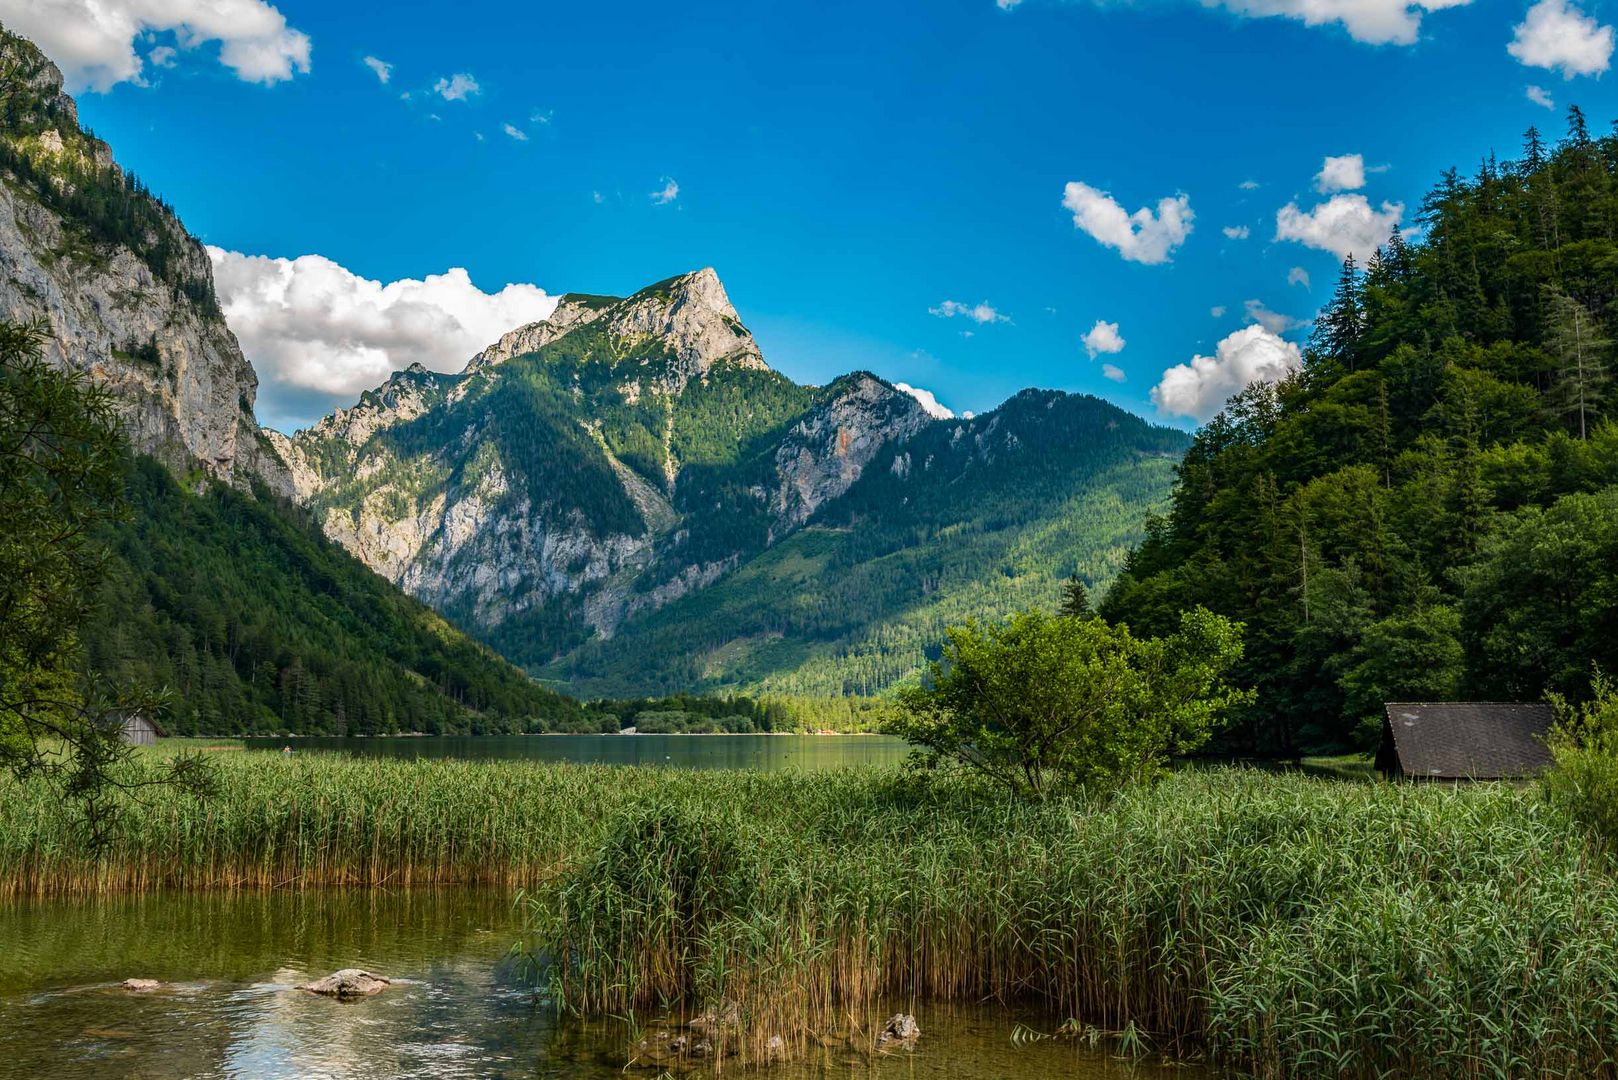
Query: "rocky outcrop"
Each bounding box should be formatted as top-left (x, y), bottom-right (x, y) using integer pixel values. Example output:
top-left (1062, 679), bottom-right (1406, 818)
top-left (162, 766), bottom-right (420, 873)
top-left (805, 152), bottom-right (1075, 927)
top-left (298, 969), bottom-right (391, 998)
top-left (0, 29), bottom-right (288, 493)
top-left (466, 294), bottom-right (611, 371)
top-left (768, 373), bottom-right (931, 535)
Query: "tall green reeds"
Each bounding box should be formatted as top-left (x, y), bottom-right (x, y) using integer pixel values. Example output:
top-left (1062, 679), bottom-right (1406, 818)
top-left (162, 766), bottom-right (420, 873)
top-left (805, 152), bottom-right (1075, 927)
top-left (4, 754), bottom-right (1618, 1076)
top-left (520, 769), bottom-right (1618, 1078)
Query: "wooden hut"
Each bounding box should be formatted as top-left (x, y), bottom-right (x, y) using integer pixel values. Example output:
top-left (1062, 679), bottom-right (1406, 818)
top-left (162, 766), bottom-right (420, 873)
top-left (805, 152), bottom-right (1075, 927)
top-left (120, 711), bottom-right (162, 747)
top-left (1376, 702), bottom-right (1554, 781)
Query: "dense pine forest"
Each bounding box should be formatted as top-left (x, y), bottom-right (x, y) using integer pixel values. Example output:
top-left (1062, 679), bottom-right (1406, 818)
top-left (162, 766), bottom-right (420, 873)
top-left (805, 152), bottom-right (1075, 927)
top-left (1103, 108), bottom-right (1618, 756)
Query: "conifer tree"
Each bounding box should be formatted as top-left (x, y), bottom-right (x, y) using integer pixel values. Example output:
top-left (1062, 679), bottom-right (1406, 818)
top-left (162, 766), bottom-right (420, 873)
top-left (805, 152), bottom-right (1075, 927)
top-left (1544, 287), bottom-right (1611, 440)
top-left (1059, 574), bottom-right (1095, 620)
top-left (1311, 255), bottom-right (1364, 367)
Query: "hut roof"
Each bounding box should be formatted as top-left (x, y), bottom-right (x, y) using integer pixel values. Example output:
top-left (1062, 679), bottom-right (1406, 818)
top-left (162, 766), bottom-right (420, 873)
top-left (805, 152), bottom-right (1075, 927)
top-left (1380, 702), bottom-right (1555, 780)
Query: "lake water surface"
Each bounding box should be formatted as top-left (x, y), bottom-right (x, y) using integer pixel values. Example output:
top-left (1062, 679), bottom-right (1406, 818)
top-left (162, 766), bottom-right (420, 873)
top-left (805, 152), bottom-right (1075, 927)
top-left (0, 887), bottom-right (1228, 1079)
top-left (241, 733), bottom-right (912, 771)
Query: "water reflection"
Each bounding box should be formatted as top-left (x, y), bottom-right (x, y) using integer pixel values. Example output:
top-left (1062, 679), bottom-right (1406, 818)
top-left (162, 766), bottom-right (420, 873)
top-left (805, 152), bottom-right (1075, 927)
top-left (0, 888), bottom-right (1225, 1078)
top-left (239, 734), bottom-right (911, 772)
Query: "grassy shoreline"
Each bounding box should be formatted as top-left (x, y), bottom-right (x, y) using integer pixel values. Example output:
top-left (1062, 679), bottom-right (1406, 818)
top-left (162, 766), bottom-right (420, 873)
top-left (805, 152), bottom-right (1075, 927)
top-left (4, 755), bottom-right (1617, 1076)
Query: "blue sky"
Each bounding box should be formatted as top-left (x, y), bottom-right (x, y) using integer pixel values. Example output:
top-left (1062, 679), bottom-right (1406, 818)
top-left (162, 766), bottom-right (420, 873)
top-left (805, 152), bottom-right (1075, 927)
top-left (12, 0), bottom-right (1618, 429)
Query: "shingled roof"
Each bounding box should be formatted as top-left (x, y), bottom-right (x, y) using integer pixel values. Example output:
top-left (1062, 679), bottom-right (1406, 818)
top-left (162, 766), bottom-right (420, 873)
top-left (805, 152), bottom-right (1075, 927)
top-left (1376, 702), bottom-right (1555, 780)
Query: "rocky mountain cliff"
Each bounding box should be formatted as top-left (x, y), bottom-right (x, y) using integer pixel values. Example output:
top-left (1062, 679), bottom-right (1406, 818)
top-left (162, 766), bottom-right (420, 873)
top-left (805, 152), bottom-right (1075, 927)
top-left (0, 23), bottom-right (582, 737)
top-left (282, 267), bottom-right (1192, 694)
top-left (0, 27), bottom-right (287, 490)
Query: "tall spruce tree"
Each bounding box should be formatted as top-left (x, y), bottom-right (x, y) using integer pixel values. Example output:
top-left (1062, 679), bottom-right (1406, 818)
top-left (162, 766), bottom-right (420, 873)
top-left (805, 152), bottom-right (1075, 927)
top-left (1311, 255), bottom-right (1365, 367)
top-left (1544, 286), bottom-right (1611, 439)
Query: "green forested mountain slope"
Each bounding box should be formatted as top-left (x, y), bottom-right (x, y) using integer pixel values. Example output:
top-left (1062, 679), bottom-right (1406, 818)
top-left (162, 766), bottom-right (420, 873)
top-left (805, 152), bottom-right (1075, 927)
top-left (84, 459), bottom-right (591, 735)
top-left (281, 271), bottom-right (1190, 700)
top-left (1103, 110), bottom-right (1618, 756)
top-left (545, 390), bottom-right (1188, 697)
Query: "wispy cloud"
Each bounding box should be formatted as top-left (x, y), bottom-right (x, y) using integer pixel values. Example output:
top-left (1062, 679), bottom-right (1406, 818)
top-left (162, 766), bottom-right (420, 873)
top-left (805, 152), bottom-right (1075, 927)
top-left (651, 177), bottom-right (680, 205)
top-left (929, 300), bottom-right (1010, 324)
top-left (362, 55), bottom-right (392, 83)
top-left (434, 72), bottom-right (481, 101)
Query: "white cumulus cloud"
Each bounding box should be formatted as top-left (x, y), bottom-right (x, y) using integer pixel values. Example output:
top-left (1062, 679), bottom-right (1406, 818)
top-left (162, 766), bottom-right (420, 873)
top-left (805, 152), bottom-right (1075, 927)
top-left (1101, 363), bottom-right (1127, 382)
top-left (651, 177), bottom-right (680, 205)
top-left (1207, 0), bottom-right (1473, 46)
top-left (4, 0), bottom-right (311, 91)
top-left (1527, 84), bottom-right (1556, 107)
top-left (361, 55), bottom-right (391, 83)
top-left (433, 72), bottom-right (481, 101)
top-left (1082, 319), bottom-right (1126, 358)
top-left (502, 123), bottom-right (528, 141)
top-left (1223, 224), bottom-right (1251, 239)
top-left (1509, 0), bottom-right (1614, 77)
top-left (1210, 305), bottom-right (1228, 318)
top-left (930, 300), bottom-right (1009, 324)
top-left (207, 247), bottom-right (557, 431)
top-left (1288, 266), bottom-right (1312, 288)
top-left (1315, 153), bottom-right (1367, 193)
top-left (894, 382), bottom-right (956, 419)
top-left (1276, 194), bottom-right (1402, 261)
top-left (1152, 324), bottom-right (1304, 422)
top-left (1061, 181), bottom-right (1193, 265)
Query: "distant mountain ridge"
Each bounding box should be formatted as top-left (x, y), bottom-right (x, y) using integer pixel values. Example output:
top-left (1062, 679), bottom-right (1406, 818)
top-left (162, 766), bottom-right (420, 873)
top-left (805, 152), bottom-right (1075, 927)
top-left (277, 268), bottom-right (1191, 696)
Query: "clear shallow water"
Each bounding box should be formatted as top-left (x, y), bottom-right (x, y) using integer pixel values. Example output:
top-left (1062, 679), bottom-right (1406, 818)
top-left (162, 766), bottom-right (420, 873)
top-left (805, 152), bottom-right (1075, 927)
top-left (0, 888), bottom-right (1226, 1079)
top-left (240, 733), bottom-right (911, 771)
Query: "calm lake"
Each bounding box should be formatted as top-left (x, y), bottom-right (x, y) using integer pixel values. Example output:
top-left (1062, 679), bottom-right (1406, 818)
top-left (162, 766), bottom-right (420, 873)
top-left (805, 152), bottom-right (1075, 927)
top-left (241, 732), bottom-right (912, 771)
top-left (0, 887), bottom-right (1228, 1079)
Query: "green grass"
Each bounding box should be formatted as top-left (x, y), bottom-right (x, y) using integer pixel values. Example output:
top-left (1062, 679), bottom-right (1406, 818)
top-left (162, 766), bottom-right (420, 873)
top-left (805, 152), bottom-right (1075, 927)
top-left (3, 756), bottom-right (1616, 1077)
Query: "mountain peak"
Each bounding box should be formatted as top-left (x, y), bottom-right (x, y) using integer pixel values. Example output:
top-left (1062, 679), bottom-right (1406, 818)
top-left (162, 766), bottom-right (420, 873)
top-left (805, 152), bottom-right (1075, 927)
top-left (634, 267), bottom-right (737, 321)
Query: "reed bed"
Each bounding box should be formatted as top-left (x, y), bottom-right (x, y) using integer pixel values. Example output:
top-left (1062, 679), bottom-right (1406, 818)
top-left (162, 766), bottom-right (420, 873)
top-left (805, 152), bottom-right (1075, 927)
top-left (519, 769), bottom-right (1618, 1079)
top-left (5, 754), bottom-right (1618, 1076)
top-left (0, 753), bottom-right (661, 895)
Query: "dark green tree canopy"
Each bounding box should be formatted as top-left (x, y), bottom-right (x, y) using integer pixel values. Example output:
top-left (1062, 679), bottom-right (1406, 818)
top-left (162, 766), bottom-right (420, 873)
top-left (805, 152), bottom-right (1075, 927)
top-left (1103, 110), bottom-right (1618, 755)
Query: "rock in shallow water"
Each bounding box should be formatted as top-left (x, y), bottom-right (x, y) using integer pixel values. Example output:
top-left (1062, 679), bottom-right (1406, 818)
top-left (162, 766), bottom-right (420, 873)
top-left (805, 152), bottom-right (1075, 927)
top-left (297, 969), bottom-right (391, 998)
top-left (875, 1013), bottom-right (920, 1048)
top-left (120, 979), bottom-right (161, 992)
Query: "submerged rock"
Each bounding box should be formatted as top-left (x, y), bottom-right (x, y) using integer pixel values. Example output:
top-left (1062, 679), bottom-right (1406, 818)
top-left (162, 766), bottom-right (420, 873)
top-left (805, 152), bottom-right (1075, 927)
top-left (120, 979), bottom-right (161, 992)
top-left (297, 969), bottom-right (391, 998)
top-left (875, 1013), bottom-right (920, 1049)
top-left (687, 999), bottom-right (741, 1039)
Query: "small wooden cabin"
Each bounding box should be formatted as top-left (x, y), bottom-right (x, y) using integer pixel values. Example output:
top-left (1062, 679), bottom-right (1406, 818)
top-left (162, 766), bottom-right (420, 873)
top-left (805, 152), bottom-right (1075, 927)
top-left (1376, 702), bottom-right (1554, 781)
top-left (121, 712), bottom-right (162, 747)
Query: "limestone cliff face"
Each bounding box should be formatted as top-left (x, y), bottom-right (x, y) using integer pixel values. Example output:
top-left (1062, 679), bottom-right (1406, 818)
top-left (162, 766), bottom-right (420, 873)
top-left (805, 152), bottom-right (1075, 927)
top-left (768, 373), bottom-right (932, 536)
top-left (0, 29), bottom-right (287, 492)
top-left (281, 270), bottom-right (936, 656)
